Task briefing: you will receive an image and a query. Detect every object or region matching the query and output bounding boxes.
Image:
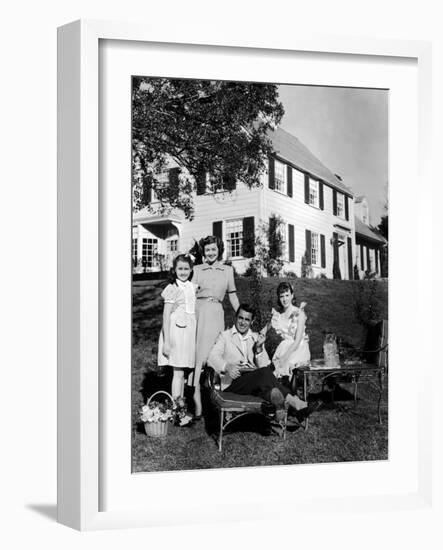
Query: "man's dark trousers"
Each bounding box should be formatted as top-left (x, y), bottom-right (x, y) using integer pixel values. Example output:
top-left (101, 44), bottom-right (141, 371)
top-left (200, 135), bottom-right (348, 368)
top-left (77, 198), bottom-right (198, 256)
top-left (224, 366), bottom-right (289, 402)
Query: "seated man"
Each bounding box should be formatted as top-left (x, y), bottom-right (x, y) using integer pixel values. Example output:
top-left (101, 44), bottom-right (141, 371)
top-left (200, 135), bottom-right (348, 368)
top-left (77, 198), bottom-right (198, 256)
top-left (207, 303), bottom-right (314, 418)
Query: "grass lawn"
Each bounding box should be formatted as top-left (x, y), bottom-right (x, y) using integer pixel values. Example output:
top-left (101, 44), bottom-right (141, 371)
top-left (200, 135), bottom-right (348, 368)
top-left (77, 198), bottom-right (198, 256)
top-left (132, 277), bottom-right (388, 472)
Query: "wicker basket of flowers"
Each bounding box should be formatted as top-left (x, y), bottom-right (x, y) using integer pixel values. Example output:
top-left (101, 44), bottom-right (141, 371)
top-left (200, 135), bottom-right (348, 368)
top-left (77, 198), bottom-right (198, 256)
top-left (140, 391), bottom-right (174, 438)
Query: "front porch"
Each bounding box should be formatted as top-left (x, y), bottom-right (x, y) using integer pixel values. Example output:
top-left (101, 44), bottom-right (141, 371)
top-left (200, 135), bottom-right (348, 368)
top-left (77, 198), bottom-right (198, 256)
top-left (132, 210), bottom-right (183, 274)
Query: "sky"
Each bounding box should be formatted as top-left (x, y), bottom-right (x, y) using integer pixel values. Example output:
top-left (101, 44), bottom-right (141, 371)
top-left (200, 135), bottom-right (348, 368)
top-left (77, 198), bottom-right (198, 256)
top-left (277, 84), bottom-right (388, 226)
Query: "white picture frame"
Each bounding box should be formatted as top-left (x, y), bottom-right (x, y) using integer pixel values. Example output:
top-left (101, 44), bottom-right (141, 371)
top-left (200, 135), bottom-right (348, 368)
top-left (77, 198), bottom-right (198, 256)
top-left (57, 19), bottom-right (433, 531)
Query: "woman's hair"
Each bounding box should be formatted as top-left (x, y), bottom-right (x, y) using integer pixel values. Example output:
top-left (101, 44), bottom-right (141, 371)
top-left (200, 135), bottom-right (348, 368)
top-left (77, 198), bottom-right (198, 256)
top-left (199, 235), bottom-right (224, 261)
top-left (169, 254), bottom-right (194, 285)
top-left (276, 281), bottom-right (295, 309)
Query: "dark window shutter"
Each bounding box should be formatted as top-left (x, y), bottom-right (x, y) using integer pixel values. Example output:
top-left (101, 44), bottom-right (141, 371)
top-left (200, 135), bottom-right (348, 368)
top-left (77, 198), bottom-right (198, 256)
top-left (288, 224), bottom-right (295, 262)
top-left (333, 232), bottom-right (341, 279)
top-left (347, 237), bottom-right (353, 279)
top-left (333, 190), bottom-right (338, 216)
top-left (320, 234), bottom-right (326, 268)
top-left (375, 248), bottom-right (379, 273)
top-left (345, 195), bottom-right (349, 220)
top-left (319, 182), bottom-right (324, 210)
top-left (305, 230), bottom-right (312, 264)
top-left (287, 165), bottom-right (293, 197)
top-left (304, 174), bottom-right (309, 204)
top-left (196, 169), bottom-right (207, 195)
top-left (169, 167), bottom-right (180, 187)
top-left (212, 221), bottom-right (223, 241)
top-left (360, 244), bottom-right (364, 270)
top-left (242, 216), bottom-right (255, 258)
top-left (223, 172), bottom-right (236, 191)
top-left (366, 246), bottom-right (371, 271)
top-left (268, 157), bottom-right (275, 189)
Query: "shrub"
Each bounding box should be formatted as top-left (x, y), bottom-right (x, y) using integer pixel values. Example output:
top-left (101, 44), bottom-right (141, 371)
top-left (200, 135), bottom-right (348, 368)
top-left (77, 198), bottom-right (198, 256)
top-left (253, 214), bottom-right (286, 277)
top-left (354, 279), bottom-right (384, 326)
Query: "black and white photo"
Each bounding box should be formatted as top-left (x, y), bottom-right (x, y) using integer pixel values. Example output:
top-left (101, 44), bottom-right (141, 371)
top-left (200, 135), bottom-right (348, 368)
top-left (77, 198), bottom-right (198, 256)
top-left (131, 77), bottom-right (388, 472)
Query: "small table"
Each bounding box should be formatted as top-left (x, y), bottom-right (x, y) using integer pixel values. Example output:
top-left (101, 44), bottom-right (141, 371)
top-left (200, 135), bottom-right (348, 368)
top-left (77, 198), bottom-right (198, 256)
top-left (296, 360), bottom-right (385, 428)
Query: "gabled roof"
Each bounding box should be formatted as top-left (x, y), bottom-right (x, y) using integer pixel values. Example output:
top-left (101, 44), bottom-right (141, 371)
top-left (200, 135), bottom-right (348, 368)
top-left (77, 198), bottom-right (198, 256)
top-left (354, 216), bottom-right (387, 244)
top-left (269, 127), bottom-right (353, 196)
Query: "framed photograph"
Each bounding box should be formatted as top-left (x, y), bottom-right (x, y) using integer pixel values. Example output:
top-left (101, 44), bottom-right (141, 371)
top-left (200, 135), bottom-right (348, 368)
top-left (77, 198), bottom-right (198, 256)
top-left (58, 19), bottom-right (433, 530)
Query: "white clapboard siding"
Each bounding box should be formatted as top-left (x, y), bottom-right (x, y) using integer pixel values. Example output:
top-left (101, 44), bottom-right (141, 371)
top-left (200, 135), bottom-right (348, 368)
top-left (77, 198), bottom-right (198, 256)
top-left (263, 166), bottom-right (355, 278)
top-left (133, 162), bottom-right (357, 277)
top-left (178, 182), bottom-right (261, 261)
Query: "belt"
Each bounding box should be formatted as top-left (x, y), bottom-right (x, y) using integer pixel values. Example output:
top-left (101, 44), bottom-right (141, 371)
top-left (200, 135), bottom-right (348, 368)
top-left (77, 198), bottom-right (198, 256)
top-left (197, 296), bottom-right (221, 303)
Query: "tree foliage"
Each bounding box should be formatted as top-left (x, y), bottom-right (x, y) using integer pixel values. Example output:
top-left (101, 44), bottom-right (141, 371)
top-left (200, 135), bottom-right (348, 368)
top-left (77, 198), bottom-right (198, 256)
top-left (377, 214), bottom-right (388, 240)
top-left (246, 214), bottom-right (285, 277)
top-left (132, 77), bottom-right (284, 218)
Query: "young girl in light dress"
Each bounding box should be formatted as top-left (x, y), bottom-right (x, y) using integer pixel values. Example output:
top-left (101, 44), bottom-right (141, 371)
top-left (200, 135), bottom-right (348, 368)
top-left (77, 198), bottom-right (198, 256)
top-left (158, 254), bottom-right (197, 401)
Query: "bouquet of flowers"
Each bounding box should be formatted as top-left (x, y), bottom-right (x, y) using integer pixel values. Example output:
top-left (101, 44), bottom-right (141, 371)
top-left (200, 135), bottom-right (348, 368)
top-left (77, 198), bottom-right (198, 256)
top-left (140, 400), bottom-right (174, 424)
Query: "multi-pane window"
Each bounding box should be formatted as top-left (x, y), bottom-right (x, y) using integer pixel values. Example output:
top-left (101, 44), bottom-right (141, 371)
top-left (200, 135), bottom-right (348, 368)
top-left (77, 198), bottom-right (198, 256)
top-left (336, 193), bottom-right (345, 218)
top-left (309, 179), bottom-right (319, 207)
top-left (311, 232), bottom-right (320, 266)
top-left (274, 160), bottom-right (287, 194)
top-left (150, 170), bottom-right (170, 202)
top-left (142, 238), bottom-right (158, 267)
top-left (167, 238), bottom-right (178, 253)
top-left (279, 222), bottom-right (287, 260)
top-left (226, 219), bottom-right (243, 258)
top-left (208, 174), bottom-right (225, 193)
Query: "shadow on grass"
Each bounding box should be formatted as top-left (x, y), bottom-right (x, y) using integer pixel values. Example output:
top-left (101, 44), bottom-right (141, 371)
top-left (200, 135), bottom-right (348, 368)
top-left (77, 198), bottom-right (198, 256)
top-left (140, 367), bottom-right (173, 404)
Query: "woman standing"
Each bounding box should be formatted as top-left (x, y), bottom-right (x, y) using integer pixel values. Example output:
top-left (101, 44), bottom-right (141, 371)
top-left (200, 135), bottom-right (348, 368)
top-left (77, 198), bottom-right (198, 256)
top-left (271, 282), bottom-right (310, 380)
top-left (191, 235), bottom-right (239, 418)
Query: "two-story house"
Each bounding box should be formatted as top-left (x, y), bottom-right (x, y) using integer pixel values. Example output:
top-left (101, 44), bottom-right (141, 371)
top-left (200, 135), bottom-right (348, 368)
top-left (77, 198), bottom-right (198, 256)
top-left (132, 127), bottom-right (357, 279)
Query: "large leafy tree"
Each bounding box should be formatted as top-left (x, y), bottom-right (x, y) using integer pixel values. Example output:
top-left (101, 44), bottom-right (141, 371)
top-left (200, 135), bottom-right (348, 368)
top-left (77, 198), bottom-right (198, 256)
top-left (132, 78), bottom-right (284, 219)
